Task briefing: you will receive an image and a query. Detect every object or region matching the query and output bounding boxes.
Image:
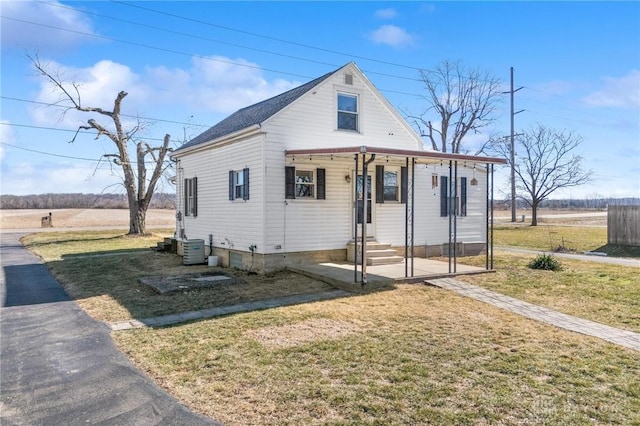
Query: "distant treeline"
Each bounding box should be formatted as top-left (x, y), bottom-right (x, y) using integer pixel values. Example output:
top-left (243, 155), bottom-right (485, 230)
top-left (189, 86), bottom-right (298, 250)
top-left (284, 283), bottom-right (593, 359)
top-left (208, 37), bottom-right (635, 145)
top-left (495, 197), bottom-right (640, 210)
top-left (0, 193), bottom-right (176, 210)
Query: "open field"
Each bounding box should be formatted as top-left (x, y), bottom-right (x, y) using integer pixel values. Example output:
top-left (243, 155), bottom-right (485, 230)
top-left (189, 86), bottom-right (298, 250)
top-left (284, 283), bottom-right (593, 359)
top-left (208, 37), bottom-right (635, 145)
top-left (1, 207), bottom-right (607, 230)
top-left (0, 208), bottom-right (176, 229)
top-left (494, 208), bottom-right (607, 227)
top-left (21, 229), bottom-right (640, 425)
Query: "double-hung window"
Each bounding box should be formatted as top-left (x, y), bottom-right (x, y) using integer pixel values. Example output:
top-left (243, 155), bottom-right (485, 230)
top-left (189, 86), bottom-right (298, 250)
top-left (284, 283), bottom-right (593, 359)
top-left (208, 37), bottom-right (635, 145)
top-left (383, 170), bottom-right (398, 201)
top-left (229, 168), bottom-right (250, 201)
top-left (375, 165), bottom-right (407, 203)
top-left (337, 93), bottom-right (358, 131)
top-left (184, 177), bottom-right (197, 217)
top-left (440, 176), bottom-right (467, 217)
top-left (285, 167), bottom-right (325, 200)
top-left (295, 170), bottom-right (315, 198)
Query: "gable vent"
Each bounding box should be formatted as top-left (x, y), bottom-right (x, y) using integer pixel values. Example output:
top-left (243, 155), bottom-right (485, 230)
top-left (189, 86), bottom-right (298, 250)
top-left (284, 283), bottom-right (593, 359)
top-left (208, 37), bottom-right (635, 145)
top-left (344, 73), bottom-right (353, 85)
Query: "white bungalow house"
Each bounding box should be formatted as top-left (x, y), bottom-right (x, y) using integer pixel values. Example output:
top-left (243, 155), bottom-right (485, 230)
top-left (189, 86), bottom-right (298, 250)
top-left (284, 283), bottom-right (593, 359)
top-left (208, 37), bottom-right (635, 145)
top-left (170, 62), bottom-right (505, 281)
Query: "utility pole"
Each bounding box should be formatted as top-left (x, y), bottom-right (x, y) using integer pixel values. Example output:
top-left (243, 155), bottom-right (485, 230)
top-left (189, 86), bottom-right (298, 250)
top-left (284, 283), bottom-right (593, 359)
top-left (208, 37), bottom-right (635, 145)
top-left (508, 67), bottom-right (524, 222)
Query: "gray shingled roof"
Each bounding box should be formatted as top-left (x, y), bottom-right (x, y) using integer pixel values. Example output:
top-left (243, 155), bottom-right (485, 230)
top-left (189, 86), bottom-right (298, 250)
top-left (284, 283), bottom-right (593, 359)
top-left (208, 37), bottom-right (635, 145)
top-left (175, 68), bottom-right (337, 152)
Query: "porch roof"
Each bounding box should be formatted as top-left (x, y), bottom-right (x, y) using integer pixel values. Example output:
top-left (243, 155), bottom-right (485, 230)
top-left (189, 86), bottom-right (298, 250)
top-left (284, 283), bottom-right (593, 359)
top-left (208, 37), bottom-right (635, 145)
top-left (285, 146), bottom-right (507, 165)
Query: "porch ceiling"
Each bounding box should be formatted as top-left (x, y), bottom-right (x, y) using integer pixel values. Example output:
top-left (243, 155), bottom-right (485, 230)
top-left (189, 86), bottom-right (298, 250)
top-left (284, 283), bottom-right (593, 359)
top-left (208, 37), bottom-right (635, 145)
top-left (285, 146), bottom-right (507, 165)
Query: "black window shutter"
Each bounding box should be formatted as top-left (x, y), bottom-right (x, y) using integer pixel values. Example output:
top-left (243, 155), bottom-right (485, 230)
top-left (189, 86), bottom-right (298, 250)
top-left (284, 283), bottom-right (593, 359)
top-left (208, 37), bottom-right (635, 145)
top-left (243, 168), bottom-right (250, 200)
top-left (285, 166), bottom-right (295, 199)
top-left (375, 165), bottom-right (384, 203)
top-left (440, 176), bottom-right (448, 217)
top-left (460, 177), bottom-right (467, 216)
top-left (401, 166), bottom-right (408, 204)
top-left (193, 177), bottom-right (198, 217)
top-left (317, 168), bottom-right (326, 200)
top-left (228, 170), bottom-right (234, 200)
top-left (184, 178), bottom-right (190, 216)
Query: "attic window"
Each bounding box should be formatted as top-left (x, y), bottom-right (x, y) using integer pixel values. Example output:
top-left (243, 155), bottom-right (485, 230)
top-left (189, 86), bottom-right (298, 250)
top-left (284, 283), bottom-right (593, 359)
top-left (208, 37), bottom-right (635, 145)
top-left (337, 93), bottom-right (358, 131)
top-left (344, 73), bottom-right (353, 85)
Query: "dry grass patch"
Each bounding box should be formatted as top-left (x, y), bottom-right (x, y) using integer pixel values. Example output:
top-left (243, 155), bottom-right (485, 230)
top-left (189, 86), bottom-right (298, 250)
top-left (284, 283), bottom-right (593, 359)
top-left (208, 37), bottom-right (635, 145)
top-left (23, 231), bottom-right (334, 322)
top-left (245, 318), bottom-right (361, 349)
top-left (114, 285), bottom-right (640, 425)
top-left (494, 225), bottom-right (607, 252)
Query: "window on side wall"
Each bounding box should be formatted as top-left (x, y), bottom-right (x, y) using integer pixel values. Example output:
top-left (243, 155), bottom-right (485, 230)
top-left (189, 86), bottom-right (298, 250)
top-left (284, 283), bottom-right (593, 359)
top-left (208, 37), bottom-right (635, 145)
top-left (337, 93), bottom-right (358, 131)
top-left (228, 168), bottom-right (250, 201)
top-left (184, 177), bottom-right (197, 217)
top-left (285, 167), bottom-right (326, 200)
top-left (440, 175), bottom-right (468, 217)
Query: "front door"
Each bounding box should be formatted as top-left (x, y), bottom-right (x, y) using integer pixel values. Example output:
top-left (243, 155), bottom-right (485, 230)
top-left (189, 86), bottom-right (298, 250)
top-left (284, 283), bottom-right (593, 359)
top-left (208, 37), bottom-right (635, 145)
top-left (354, 172), bottom-right (375, 238)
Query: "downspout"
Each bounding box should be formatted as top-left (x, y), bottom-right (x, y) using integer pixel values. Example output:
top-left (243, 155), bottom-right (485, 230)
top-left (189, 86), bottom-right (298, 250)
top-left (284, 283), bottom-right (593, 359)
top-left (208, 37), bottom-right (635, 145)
top-left (354, 153), bottom-right (359, 283)
top-left (361, 151), bottom-right (376, 286)
top-left (411, 157), bottom-right (415, 277)
top-left (485, 163), bottom-right (490, 270)
top-left (453, 160), bottom-right (458, 273)
top-left (448, 160), bottom-right (453, 273)
top-left (404, 156), bottom-right (409, 277)
top-left (491, 163), bottom-right (495, 270)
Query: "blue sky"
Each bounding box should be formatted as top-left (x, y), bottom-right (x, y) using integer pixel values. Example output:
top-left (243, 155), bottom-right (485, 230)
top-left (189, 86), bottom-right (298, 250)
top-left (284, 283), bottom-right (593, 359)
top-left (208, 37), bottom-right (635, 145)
top-left (1, 1), bottom-right (639, 199)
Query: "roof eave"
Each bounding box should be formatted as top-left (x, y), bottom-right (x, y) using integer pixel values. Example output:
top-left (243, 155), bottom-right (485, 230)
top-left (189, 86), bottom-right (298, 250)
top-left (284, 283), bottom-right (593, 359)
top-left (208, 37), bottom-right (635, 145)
top-left (171, 124), bottom-right (262, 158)
top-left (285, 146), bottom-right (507, 165)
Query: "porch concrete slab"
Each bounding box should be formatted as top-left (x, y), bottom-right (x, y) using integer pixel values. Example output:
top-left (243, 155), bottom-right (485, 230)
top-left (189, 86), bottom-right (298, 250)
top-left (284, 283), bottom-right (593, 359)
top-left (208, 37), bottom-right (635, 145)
top-left (290, 258), bottom-right (488, 290)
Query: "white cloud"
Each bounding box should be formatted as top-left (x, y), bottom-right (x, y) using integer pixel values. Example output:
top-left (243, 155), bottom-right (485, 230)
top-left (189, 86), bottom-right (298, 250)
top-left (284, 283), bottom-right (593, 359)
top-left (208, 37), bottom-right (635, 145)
top-left (375, 8), bottom-right (398, 19)
top-left (0, 0), bottom-right (96, 51)
top-left (583, 70), bottom-right (640, 109)
top-left (31, 55), bottom-right (301, 126)
top-left (31, 59), bottom-right (146, 129)
top-left (146, 56), bottom-right (300, 113)
top-left (369, 25), bottom-right (417, 49)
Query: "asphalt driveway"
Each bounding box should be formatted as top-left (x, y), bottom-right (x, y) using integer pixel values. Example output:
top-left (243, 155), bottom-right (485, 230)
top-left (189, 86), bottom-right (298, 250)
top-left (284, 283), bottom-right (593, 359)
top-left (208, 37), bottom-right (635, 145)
top-left (0, 233), bottom-right (219, 425)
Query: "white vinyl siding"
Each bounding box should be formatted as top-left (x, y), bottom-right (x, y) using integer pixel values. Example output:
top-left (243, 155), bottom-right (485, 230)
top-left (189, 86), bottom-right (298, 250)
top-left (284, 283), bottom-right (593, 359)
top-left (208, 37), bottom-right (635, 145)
top-left (176, 64), bottom-right (489, 261)
top-left (176, 135), bottom-right (265, 251)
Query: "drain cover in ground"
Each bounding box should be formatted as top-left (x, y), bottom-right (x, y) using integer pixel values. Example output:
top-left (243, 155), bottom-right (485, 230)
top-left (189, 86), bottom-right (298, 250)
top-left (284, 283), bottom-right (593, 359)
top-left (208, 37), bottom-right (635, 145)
top-left (194, 276), bottom-right (233, 282)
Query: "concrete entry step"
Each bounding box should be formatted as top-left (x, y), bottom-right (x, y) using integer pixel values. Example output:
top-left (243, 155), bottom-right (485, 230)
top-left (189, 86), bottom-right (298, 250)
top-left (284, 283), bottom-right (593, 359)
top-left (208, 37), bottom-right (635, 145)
top-left (347, 240), bottom-right (403, 265)
top-left (368, 255), bottom-right (405, 266)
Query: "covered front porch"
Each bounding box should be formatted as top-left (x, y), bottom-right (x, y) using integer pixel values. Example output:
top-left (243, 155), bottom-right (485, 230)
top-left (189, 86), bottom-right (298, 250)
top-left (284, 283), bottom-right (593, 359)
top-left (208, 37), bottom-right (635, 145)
top-left (285, 145), bottom-right (506, 285)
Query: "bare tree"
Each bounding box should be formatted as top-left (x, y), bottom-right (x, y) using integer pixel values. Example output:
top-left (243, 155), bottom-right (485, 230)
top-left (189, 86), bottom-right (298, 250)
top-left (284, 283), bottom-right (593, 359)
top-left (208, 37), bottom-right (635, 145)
top-left (406, 60), bottom-right (503, 153)
top-left (30, 55), bottom-right (172, 235)
top-left (492, 124), bottom-right (592, 226)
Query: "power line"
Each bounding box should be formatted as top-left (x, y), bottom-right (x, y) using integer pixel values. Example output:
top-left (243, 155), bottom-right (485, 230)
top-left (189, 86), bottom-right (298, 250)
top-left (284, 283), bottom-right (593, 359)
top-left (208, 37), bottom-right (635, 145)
top-left (0, 121), bottom-right (169, 143)
top-left (111, 0), bottom-right (423, 72)
top-left (1, 15), bottom-right (314, 80)
top-left (1, 96), bottom-right (210, 129)
top-left (1, 15), bottom-right (426, 99)
top-left (0, 141), bottom-right (108, 162)
top-left (0, 141), bottom-right (169, 166)
top-left (4, 7), bottom-right (626, 137)
top-left (37, 1), bottom-right (345, 73)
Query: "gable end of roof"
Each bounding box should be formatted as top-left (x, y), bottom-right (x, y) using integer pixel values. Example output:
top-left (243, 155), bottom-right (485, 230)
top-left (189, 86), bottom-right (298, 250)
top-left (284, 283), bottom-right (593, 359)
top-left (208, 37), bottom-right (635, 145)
top-left (175, 68), bottom-right (337, 152)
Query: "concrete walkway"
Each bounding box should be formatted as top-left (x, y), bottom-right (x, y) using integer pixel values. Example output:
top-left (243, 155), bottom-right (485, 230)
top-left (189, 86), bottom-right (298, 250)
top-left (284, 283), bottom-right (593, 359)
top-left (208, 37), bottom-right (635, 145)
top-left (427, 277), bottom-right (640, 351)
top-left (0, 233), bottom-right (219, 425)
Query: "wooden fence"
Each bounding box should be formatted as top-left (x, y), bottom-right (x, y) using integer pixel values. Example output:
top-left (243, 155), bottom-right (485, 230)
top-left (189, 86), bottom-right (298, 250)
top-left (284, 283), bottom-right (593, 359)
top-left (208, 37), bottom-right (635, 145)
top-left (608, 205), bottom-right (640, 246)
